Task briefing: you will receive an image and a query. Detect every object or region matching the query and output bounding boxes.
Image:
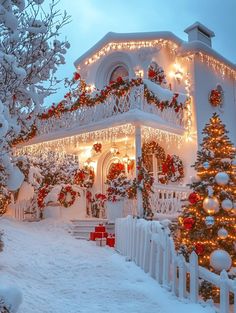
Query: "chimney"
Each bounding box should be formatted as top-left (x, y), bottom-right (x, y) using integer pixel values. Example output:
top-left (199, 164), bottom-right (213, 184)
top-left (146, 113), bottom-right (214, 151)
top-left (184, 22), bottom-right (215, 47)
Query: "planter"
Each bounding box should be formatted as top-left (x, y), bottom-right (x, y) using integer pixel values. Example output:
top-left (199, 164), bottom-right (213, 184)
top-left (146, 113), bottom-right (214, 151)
top-left (106, 200), bottom-right (124, 223)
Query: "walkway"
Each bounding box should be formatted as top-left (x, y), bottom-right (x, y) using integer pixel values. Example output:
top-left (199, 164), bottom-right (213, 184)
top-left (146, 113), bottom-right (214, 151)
top-left (0, 218), bottom-right (214, 313)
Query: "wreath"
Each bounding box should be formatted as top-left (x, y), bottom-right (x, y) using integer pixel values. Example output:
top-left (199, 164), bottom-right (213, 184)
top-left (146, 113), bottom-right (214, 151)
top-left (142, 141), bottom-right (166, 171)
top-left (209, 88), bottom-right (223, 107)
top-left (74, 166), bottom-right (95, 188)
top-left (148, 62), bottom-right (167, 86)
top-left (106, 162), bottom-right (125, 181)
top-left (58, 185), bottom-right (78, 208)
top-left (159, 154), bottom-right (184, 184)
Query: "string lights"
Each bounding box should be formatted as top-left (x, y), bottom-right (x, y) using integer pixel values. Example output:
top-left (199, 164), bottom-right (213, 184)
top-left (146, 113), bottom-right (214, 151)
top-left (82, 39), bottom-right (178, 66)
top-left (141, 126), bottom-right (184, 148)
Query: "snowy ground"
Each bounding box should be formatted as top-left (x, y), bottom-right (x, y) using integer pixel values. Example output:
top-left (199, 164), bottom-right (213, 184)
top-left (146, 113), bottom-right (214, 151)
top-left (0, 218), bottom-right (215, 313)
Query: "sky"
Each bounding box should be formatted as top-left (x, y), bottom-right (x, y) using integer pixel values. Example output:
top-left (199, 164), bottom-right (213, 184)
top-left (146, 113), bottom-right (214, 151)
top-left (47, 0), bottom-right (236, 105)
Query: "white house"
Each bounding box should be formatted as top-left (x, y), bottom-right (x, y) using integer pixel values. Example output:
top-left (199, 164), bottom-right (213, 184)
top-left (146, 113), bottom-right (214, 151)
top-left (15, 22), bottom-right (236, 221)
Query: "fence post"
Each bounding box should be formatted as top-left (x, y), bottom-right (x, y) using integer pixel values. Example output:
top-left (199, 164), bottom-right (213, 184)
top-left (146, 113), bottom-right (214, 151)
top-left (189, 251), bottom-right (199, 303)
top-left (178, 255), bottom-right (187, 299)
top-left (149, 235), bottom-right (156, 278)
top-left (155, 240), bottom-right (163, 284)
top-left (162, 233), bottom-right (171, 289)
top-left (220, 270), bottom-right (229, 313)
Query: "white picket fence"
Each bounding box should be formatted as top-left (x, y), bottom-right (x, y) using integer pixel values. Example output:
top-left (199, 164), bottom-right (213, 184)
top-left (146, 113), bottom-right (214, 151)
top-left (10, 200), bottom-right (37, 221)
top-left (115, 216), bottom-right (235, 313)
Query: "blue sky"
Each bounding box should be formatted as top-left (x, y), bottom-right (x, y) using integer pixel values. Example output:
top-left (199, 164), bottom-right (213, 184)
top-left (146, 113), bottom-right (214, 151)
top-left (48, 0), bottom-right (236, 105)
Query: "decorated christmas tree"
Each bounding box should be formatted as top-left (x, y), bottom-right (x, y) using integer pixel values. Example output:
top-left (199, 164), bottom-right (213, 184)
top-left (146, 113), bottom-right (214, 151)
top-left (176, 113), bottom-right (236, 275)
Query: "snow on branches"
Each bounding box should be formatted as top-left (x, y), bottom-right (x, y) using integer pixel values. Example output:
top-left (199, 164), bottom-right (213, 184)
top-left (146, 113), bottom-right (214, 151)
top-left (0, 0), bottom-right (70, 191)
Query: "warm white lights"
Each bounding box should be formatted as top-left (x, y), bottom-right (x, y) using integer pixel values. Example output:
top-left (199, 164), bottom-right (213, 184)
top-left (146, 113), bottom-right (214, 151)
top-left (83, 39), bottom-right (178, 66)
top-left (141, 126), bottom-right (184, 148)
top-left (169, 63), bottom-right (184, 82)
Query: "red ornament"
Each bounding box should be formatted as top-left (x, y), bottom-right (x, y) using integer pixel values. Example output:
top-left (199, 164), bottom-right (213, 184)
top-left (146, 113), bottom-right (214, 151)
top-left (73, 72), bottom-right (81, 81)
top-left (93, 143), bottom-right (102, 153)
top-left (116, 76), bottom-right (124, 84)
top-left (195, 243), bottom-right (205, 255)
top-left (183, 217), bottom-right (195, 230)
top-left (188, 192), bottom-right (200, 204)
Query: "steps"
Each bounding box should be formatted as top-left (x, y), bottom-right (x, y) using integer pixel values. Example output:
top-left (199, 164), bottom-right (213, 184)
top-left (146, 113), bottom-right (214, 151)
top-left (69, 218), bottom-right (115, 240)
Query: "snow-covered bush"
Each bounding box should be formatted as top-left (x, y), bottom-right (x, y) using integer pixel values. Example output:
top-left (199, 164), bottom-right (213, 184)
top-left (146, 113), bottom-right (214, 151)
top-left (0, 0), bottom-right (70, 192)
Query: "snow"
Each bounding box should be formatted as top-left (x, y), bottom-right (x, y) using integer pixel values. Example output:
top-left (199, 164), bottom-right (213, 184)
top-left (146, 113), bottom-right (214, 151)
top-left (143, 79), bottom-right (188, 104)
top-left (6, 165), bottom-right (24, 191)
top-left (0, 285), bottom-right (22, 313)
top-left (0, 218), bottom-right (215, 313)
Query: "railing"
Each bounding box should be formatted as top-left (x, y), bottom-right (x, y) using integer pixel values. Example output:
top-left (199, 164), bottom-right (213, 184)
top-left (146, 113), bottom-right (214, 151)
top-left (116, 216), bottom-right (235, 313)
top-left (36, 85), bottom-right (187, 136)
top-left (10, 200), bottom-right (38, 221)
top-left (150, 183), bottom-right (190, 218)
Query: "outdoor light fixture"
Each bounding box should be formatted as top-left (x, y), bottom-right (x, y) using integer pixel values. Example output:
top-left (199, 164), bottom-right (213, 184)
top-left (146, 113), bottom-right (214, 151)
top-left (169, 63), bottom-right (184, 83)
top-left (122, 153), bottom-right (130, 164)
top-left (110, 143), bottom-right (119, 155)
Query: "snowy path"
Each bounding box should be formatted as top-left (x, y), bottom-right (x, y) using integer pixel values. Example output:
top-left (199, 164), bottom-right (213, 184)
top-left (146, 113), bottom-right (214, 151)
top-left (0, 218), bottom-right (214, 313)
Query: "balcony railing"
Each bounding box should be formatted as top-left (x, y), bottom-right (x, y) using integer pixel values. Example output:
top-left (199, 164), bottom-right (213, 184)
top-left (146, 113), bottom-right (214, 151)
top-left (124, 182), bottom-right (190, 219)
top-left (36, 84), bottom-right (187, 137)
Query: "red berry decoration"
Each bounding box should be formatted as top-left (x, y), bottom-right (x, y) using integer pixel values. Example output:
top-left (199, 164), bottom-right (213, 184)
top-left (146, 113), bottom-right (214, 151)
top-left (195, 243), bottom-right (205, 255)
top-left (183, 217), bottom-right (195, 230)
top-left (188, 192), bottom-right (200, 204)
top-left (73, 72), bottom-right (81, 81)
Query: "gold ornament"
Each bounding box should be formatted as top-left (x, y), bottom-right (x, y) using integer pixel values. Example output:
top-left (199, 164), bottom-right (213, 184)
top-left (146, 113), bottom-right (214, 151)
top-left (203, 197), bottom-right (220, 215)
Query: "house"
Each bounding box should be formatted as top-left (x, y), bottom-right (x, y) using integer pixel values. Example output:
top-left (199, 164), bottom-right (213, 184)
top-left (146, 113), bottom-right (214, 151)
top-left (15, 22), bottom-right (236, 222)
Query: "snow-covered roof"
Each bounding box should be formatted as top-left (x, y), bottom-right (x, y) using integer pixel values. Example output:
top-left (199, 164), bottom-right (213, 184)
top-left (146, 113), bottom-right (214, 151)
top-left (74, 31), bottom-right (183, 67)
top-left (74, 29), bottom-right (236, 74)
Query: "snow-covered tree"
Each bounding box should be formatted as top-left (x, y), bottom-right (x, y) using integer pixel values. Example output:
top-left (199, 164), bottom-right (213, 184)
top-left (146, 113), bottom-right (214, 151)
top-left (0, 0), bottom-right (70, 192)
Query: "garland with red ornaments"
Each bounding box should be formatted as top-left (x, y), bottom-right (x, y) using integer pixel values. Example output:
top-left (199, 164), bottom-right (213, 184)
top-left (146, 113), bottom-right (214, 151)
top-left (58, 185), bottom-right (78, 208)
top-left (142, 141), bottom-right (166, 171)
top-left (74, 166), bottom-right (95, 189)
top-left (159, 154), bottom-right (184, 184)
top-left (10, 124), bottom-right (37, 146)
top-left (0, 187), bottom-right (11, 216)
top-left (136, 157), bottom-right (154, 218)
top-left (37, 185), bottom-right (51, 218)
top-left (39, 76), bottom-right (186, 121)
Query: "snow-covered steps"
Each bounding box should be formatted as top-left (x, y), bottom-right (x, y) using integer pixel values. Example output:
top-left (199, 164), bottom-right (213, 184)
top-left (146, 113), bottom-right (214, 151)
top-left (69, 218), bottom-right (115, 240)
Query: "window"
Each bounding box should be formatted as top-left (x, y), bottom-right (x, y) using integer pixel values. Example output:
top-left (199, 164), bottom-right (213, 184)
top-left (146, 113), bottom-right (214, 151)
top-left (109, 65), bottom-right (129, 83)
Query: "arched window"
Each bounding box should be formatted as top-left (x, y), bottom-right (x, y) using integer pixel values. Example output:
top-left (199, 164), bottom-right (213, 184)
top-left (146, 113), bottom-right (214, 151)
top-left (109, 65), bottom-right (129, 83)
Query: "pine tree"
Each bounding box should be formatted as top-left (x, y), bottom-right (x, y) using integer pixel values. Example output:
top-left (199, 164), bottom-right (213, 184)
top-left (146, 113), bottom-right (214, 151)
top-left (176, 113), bottom-right (236, 272)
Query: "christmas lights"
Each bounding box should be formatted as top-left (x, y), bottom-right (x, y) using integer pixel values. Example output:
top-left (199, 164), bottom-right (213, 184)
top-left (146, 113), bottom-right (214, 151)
top-left (81, 39), bottom-right (178, 66)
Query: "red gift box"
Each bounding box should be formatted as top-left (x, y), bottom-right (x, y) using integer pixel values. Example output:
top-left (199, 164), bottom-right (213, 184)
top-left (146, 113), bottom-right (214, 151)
top-left (95, 226), bottom-right (106, 232)
top-left (95, 232), bottom-right (108, 239)
top-left (90, 232), bottom-right (96, 241)
top-left (106, 237), bottom-right (115, 248)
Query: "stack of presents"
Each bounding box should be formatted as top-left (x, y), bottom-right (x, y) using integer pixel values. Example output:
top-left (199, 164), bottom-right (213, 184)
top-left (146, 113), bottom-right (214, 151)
top-left (90, 224), bottom-right (115, 248)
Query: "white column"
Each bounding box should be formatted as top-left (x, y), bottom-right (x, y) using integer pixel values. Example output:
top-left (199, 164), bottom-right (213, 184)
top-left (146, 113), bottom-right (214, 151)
top-left (135, 125), bottom-right (143, 217)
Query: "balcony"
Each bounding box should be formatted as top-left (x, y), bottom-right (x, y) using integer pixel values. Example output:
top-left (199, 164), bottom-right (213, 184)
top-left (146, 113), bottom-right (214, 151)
top-left (36, 80), bottom-right (189, 138)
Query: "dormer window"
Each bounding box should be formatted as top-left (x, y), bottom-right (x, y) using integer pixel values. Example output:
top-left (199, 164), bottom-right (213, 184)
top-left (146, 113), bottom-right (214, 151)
top-left (109, 65), bottom-right (129, 83)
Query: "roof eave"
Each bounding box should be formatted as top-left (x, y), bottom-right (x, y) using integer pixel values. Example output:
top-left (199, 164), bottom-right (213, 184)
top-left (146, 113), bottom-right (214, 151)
top-left (74, 31), bottom-right (183, 68)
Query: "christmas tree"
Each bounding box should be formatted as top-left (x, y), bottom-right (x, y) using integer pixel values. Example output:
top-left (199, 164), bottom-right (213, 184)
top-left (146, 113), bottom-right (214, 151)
top-left (176, 113), bottom-right (236, 275)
